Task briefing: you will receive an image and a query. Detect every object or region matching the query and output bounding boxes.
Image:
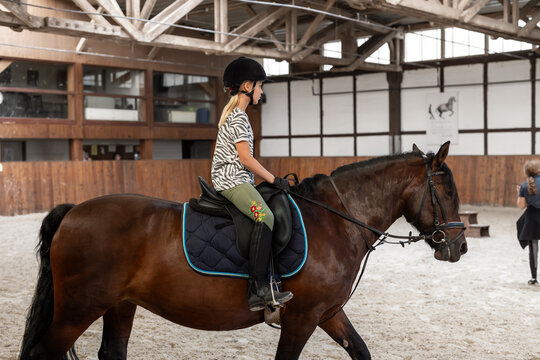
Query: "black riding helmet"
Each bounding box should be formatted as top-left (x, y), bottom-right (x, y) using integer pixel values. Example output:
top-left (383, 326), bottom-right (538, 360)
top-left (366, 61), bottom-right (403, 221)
top-left (223, 57), bottom-right (267, 104)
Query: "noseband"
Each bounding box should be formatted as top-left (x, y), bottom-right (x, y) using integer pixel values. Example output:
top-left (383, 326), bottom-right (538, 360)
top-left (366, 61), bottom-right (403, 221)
top-left (409, 154), bottom-right (466, 247)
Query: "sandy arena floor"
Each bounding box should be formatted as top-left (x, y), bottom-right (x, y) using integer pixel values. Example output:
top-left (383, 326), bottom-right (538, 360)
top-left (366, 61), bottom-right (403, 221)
top-left (1, 205), bottom-right (539, 360)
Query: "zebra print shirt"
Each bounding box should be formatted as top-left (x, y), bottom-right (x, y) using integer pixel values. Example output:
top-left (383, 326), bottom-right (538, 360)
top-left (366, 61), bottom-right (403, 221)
top-left (211, 107), bottom-right (255, 191)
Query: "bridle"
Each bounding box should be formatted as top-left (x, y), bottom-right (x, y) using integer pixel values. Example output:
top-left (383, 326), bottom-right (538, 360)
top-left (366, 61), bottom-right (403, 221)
top-left (408, 154), bottom-right (466, 247)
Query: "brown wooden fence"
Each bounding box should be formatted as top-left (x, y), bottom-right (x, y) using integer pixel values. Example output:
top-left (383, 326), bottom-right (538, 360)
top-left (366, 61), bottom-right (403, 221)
top-left (0, 156), bottom-right (535, 215)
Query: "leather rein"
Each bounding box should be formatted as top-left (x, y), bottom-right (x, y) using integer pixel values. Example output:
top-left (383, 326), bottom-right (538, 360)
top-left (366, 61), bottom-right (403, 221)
top-left (284, 155), bottom-right (466, 324)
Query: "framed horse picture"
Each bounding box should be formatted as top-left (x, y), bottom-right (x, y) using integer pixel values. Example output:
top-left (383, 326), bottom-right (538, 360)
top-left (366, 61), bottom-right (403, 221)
top-left (426, 92), bottom-right (459, 145)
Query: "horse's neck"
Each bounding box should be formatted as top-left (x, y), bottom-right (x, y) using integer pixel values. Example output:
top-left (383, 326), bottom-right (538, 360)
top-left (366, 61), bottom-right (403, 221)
top-left (330, 160), bottom-right (414, 247)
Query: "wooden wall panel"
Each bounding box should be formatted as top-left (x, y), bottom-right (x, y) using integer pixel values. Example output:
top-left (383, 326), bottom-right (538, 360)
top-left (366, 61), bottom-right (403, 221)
top-left (0, 124), bottom-right (82, 138)
top-left (0, 156), bottom-right (536, 215)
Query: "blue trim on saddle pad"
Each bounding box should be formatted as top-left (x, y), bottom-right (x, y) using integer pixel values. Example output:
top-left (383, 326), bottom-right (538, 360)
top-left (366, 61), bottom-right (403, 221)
top-left (182, 194), bottom-right (308, 279)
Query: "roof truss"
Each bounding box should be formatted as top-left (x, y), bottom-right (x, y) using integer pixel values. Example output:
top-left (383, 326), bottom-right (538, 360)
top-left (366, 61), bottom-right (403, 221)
top-left (0, 0), bottom-right (538, 74)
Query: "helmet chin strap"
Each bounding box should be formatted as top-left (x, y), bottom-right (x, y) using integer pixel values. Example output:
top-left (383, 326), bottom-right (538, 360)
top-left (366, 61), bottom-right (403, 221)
top-left (239, 81), bottom-right (256, 105)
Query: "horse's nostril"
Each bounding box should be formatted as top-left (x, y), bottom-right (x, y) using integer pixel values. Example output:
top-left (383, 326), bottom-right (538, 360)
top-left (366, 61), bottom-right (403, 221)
top-left (460, 241), bottom-right (468, 255)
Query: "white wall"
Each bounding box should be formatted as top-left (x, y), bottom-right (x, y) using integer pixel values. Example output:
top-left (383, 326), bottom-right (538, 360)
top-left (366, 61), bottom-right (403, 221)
top-left (401, 68), bottom-right (439, 132)
top-left (291, 80), bottom-right (319, 135)
top-left (356, 73), bottom-right (389, 133)
top-left (261, 82), bottom-right (288, 136)
top-left (260, 59), bottom-right (536, 157)
top-left (322, 77), bottom-right (354, 135)
top-left (260, 139), bottom-right (289, 157)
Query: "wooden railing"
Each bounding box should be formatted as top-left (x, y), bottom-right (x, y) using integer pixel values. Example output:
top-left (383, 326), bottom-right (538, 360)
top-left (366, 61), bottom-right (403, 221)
top-left (0, 156), bottom-right (534, 215)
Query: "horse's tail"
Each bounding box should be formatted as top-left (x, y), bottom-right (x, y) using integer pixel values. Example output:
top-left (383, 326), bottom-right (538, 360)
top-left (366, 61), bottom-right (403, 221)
top-left (20, 203), bottom-right (77, 360)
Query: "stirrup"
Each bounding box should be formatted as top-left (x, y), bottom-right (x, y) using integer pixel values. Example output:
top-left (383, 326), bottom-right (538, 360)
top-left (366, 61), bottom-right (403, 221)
top-left (267, 277), bottom-right (293, 307)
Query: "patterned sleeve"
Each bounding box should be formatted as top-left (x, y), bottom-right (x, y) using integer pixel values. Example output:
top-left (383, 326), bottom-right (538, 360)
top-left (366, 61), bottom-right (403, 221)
top-left (229, 113), bottom-right (251, 144)
top-left (519, 181), bottom-right (527, 197)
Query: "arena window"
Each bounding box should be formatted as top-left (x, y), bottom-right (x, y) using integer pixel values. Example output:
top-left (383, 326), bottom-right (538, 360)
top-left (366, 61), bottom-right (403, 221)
top-left (404, 29), bottom-right (442, 62)
top-left (153, 72), bottom-right (216, 124)
top-left (83, 66), bottom-right (145, 122)
top-left (444, 27), bottom-right (485, 58)
top-left (322, 40), bottom-right (342, 71)
top-left (0, 60), bottom-right (70, 120)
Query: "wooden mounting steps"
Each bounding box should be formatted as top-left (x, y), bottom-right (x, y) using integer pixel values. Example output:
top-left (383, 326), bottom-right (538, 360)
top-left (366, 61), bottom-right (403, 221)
top-left (459, 210), bottom-right (490, 237)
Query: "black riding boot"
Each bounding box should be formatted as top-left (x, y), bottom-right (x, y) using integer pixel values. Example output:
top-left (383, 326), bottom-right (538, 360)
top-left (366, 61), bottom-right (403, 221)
top-left (247, 222), bottom-right (293, 311)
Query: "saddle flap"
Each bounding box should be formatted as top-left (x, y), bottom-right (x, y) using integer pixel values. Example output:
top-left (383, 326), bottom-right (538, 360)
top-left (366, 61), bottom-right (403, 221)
top-left (256, 182), bottom-right (293, 256)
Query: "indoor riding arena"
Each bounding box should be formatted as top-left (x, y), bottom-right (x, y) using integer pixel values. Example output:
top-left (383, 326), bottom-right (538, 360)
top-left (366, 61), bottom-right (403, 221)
top-left (0, 0), bottom-right (539, 359)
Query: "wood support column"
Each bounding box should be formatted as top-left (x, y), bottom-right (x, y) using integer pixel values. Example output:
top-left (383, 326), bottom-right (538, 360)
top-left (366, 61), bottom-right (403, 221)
top-left (388, 38), bottom-right (403, 154)
top-left (69, 139), bottom-right (83, 160)
top-left (387, 71), bottom-right (403, 154)
top-left (140, 139), bottom-right (153, 159)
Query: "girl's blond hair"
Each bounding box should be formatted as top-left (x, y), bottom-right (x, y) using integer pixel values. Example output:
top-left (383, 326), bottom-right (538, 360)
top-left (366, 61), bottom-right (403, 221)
top-left (524, 159), bottom-right (540, 195)
top-left (218, 94), bottom-right (240, 127)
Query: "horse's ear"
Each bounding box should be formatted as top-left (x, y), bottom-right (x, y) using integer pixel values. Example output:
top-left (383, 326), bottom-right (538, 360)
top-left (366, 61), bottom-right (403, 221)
top-left (433, 141), bottom-right (450, 169)
top-left (412, 144), bottom-right (424, 155)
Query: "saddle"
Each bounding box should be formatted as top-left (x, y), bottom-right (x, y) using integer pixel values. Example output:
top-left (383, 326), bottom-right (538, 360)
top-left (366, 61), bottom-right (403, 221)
top-left (188, 177), bottom-right (293, 259)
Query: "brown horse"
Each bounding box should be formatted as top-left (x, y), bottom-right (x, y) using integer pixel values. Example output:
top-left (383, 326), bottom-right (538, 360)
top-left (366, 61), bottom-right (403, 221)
top-left (20, 142), bottom-right (467, 360)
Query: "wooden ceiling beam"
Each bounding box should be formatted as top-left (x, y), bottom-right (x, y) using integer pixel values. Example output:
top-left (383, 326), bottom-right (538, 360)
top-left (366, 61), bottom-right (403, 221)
top-left (461, 0), bottom-right (491, 22)
top-left (291, 22), bottom-right (352, 62)
top-left (224, 7), bottom-right (289, 52)
top-left (127, 0), bottom-right (140, 24)
top-left (94, 0), bottom-right (144, 41)
top-left (142, 0), bottom-right (205, 42)
top-left (76, 5), bottom-right (104, 52)
top-left (339, 30), bottom-right (398, 71)
top-left (72, 0), bottom-right (110, 26)
top-left (138, 0), bottom-right (157, 29)
top-left (244, 5), bottom-right (284, 51)
top-left (458, 0), bottom-right (474, 11)
top-left (285, 8), bottom-right (297, 52)
top-left (214, 0), bottom-right (228, 44)
top-left (368, 0), bottom-right (540, 43)
top-left (520, 0), bottom-right (540, 19)
top-left (296, 0), bottom-right (337, 50)
top-left (518, 8), bottom-right (540, 35)
top-left (0, 0), bottom-right (43, 28)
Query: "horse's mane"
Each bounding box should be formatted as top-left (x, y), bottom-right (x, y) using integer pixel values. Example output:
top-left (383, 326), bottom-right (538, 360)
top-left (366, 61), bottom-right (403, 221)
top-left (291, 151), bottom-right (459, 209)
top-left (291, 151), bottom-right (423, 197)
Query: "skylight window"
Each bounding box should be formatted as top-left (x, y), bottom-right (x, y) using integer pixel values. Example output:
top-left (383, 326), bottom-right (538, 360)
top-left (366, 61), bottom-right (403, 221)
top-left (263, 58), bottom-right (289, 76)
top-left (445, 27), bottom-right (485, 57)
top-left (404, 29), bottom-right (442, 62)
top-left (322, 41), bottom-right (342, 71)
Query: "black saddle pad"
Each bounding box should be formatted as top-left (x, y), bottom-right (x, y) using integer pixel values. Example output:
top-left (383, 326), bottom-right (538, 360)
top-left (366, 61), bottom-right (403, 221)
top-left (182, 194), bottom-right (307, 278)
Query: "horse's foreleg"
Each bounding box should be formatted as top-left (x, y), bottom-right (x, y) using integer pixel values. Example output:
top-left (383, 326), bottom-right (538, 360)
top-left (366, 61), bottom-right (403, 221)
top-left (98, 301), bottom-right (137, 360)
top-left (318, 309), bottom-right (371, 360)
top-left (274, 312), bottom-right (318, 360)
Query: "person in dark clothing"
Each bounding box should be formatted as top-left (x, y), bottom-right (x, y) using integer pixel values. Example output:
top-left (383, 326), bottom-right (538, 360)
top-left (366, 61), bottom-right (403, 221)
top-left (516, 159), bottom-right (540, 285)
